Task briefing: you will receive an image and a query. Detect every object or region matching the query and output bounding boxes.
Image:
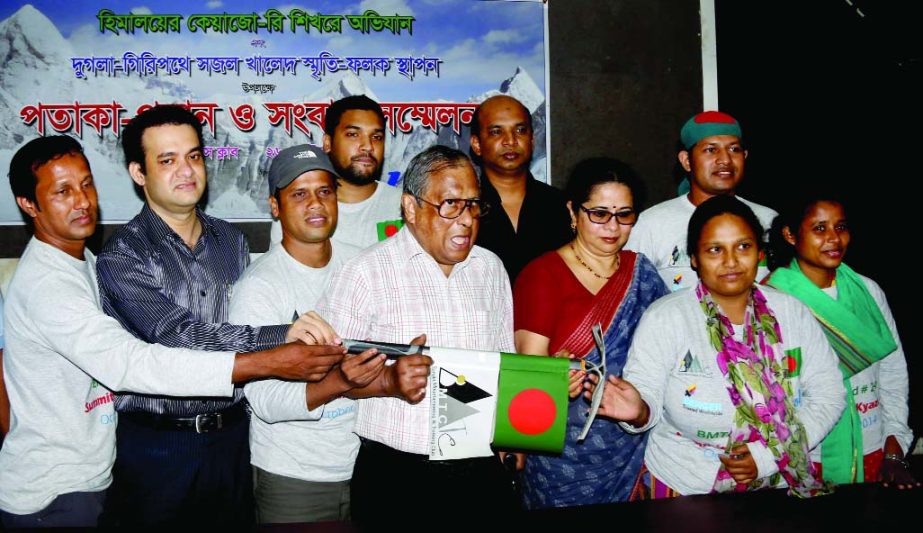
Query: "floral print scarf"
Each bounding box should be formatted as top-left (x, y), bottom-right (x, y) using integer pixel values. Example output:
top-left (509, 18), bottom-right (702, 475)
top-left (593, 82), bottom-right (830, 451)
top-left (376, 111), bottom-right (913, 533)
top-left (696, 282), bottom-right (831, 498)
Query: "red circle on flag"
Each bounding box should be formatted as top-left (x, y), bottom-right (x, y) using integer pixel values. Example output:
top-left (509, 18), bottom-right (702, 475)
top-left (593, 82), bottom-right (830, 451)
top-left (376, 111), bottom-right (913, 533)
top-left (508, 389), bottom-right (556, 435)
top-left (385, 224), bottom-right (399, 237)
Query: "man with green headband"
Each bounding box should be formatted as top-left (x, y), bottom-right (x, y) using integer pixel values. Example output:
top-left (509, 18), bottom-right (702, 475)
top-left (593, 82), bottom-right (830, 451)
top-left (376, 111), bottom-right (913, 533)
top-left (626, 111), bottom-right (777, 292)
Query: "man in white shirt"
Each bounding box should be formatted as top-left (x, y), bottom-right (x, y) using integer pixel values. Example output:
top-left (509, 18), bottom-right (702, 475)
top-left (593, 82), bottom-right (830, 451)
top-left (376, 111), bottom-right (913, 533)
top-left (271, 95), bottom-right (402, 249)
top-left (0, 135), bottom-right (345, 528)
top-left (229, 144), bottom-right (382, 523)
top-left (316, 145), bottom-right (517, 526)
top-left (626, 111), bottom-right (777, 292)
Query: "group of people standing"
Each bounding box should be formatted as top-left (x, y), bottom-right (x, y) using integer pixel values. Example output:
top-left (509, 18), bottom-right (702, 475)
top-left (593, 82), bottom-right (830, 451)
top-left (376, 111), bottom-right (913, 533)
top-left (509, 110), bottom-right (916, 506)
top-left (0, 93), bottom-right (915, 530)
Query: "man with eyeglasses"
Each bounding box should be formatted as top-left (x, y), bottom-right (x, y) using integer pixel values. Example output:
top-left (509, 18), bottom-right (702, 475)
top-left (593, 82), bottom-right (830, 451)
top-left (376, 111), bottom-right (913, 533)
top-left (470, 95), bottom-right (572, 283)
top-left (316, 145), bottom-right (517, 526)
top-left (626, 111), bottom-right (777, 291)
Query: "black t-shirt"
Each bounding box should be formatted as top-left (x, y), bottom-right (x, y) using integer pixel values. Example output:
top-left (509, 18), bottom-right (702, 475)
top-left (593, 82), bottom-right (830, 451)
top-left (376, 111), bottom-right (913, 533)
top-left (476, 173), bottom-right (573, 284)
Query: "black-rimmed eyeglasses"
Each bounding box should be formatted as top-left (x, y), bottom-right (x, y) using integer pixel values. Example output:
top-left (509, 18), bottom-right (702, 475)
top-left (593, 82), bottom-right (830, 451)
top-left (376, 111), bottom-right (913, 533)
top-left (579, 205), bottom-right (637, 226)
top-left (415, 196), bottom-right (491, 219)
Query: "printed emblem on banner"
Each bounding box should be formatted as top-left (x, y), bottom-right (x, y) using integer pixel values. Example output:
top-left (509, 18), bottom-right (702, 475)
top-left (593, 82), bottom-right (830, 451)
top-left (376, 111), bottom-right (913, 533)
top-left (437, 368), bottom-right (491, 426)
top-left (428, 347), bottom-right (501, 460)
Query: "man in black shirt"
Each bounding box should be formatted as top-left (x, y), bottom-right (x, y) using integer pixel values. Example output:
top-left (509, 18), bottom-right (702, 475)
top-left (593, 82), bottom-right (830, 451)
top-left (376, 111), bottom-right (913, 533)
top-left (470, 95), bottom-right (571, 283)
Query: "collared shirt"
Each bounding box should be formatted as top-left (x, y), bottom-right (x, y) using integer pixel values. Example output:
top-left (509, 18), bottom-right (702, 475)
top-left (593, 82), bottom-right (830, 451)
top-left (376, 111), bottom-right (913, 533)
top-left (97, 204), bottom-right (287, 416)
top-left (475, 172), bottom-right (573, 283)
top-left (316, 227), bottom-right (514, 455)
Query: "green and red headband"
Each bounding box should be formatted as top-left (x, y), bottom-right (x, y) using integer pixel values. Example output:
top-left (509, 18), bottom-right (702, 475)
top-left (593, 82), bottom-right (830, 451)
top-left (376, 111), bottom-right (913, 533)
top-left (680, 111), bottom-right (742, 149)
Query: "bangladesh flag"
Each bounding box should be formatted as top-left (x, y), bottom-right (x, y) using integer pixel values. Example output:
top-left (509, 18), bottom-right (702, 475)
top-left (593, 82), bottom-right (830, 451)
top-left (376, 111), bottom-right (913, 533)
top-left (425, 349), bottom-right (570, 460)
top-left (784, 347), bottom-right (802, 377)
top-left (376, 219), bottom-right (404, 241)
top-left (492, 353), bottom-right (569, 453)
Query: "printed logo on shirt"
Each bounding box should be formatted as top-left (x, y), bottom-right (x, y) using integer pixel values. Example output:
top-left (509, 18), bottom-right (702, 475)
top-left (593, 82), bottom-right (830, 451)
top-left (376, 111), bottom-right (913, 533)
top-left (672, 274), bottom-right (683, 291)
top-left (853, 380), bottom-right (879, 396)
top-left (856, 399), bottom-right (879, 414)
top-left (323, 404), bottom-right (357, 420)
top-left (678, 351), bottom-right (707, 375)
top-left (293, 150), bottom-right (318, 159)
top-left (682, 396), bottom-right (723, 415)
top-left (376, 219), bottom-right (404, 241)
top-left (685, 384), bottom-right (697, 396)
top-left (696, 429), bottom-right (730, 440)
top-left (85, 391), bottom-right (115, 413)
top-left (670, 245), bottom-right (683, 267)
top-left (784, 347), bottom-right (802, 378)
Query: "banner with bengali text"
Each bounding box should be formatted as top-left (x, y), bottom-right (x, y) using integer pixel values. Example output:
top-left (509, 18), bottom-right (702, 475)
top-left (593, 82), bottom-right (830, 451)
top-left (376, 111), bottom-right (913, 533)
top-left (0, 0), bottom-right (547, 223)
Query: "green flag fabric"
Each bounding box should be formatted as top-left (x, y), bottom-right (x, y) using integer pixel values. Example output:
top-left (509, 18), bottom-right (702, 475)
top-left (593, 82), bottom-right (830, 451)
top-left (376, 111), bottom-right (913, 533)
top-left (376, 219), bottom-right (404, 241)
top-left (492, 353), bottom-right (569, 453)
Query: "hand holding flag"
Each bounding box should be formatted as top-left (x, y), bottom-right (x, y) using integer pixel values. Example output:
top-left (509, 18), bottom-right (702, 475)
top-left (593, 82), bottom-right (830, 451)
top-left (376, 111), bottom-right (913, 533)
top-left (382, 334), bottom-right (432, 404)
top-left (338, 348), bottom-right (386, 388)
top-left (341, 333), bottom-right (609, 459)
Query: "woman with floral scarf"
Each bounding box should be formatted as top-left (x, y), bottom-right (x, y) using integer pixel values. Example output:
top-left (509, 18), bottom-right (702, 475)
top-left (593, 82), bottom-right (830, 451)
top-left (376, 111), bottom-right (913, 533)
top-left (587, 195), bottom-right (845, 498)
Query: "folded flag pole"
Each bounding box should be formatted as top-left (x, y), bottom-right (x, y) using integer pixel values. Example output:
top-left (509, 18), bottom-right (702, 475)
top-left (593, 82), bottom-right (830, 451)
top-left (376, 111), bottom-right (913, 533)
top-left (343, 332), bottom-right (607, 460)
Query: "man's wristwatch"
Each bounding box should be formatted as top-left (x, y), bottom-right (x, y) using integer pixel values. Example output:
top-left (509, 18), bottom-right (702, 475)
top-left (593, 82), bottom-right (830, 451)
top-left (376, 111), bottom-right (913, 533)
top-left (884, 453), bottom-right (911, 470)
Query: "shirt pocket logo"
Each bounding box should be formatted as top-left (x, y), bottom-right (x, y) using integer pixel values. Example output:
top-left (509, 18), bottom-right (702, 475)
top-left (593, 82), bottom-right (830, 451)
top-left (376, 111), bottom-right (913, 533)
top-left (676, 350), bottom-right (711, 377)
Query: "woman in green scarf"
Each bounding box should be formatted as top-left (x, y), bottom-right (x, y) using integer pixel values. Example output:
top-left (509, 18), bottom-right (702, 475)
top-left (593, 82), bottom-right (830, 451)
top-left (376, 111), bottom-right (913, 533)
top-left (765, 194), bottom-right (917, 489)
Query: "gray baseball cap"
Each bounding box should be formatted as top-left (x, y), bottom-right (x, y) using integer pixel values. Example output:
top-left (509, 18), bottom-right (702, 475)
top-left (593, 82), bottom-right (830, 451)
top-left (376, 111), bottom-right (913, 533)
top-left (268, 144), bottom-right (337, 193)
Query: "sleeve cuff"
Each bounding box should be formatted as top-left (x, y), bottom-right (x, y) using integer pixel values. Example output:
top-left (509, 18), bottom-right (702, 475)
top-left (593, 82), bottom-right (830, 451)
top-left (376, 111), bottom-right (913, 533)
top-left (747, 441), bottom-right (779, 479)
top-left (253, 324), bottom-right (288, 351)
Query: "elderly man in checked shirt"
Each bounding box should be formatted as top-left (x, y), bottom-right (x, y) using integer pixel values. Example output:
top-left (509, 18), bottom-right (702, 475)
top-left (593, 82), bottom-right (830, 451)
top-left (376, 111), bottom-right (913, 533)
top-left (316, 145), bottom-right (520, 526)
top-left (95, 106), bottom-right (341, 527)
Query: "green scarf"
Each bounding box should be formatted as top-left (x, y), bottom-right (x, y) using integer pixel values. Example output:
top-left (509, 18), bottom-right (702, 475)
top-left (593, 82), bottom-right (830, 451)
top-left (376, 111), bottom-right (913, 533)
top-left (767, 260), bottom-right (896, 484)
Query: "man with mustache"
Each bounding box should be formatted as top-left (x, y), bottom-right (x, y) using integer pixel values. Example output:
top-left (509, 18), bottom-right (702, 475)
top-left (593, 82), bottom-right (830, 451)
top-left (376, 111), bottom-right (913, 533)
top-left (270, 95), bottom-right (402, 249)
top-left (470, 94), bottom-right (571, 283)
top-left (229, 144), bottom-right (373, 523)
top-left (0, 135), bottom-right (345, 528)
top-left (95, 105), bottom-right (340, 527)
top-left (316, 145), bottom-right (517, 526)
top-left (626, 111), bottom-right (777, 292)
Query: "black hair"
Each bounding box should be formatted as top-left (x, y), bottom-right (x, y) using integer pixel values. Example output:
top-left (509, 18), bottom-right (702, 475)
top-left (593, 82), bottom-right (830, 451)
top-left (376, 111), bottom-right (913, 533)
top-left (323, 95), bottom-right (385, 136)
top-left (767, 191), bottom-right (847, 271)
top-left (121, 105), bottom-right (204, 173)
top-left (9, 135), bottom-right (86, 204)
top-left (687, 195), bottom-right (764, 259)
top-left (564, 157), bottom-right (644, 215)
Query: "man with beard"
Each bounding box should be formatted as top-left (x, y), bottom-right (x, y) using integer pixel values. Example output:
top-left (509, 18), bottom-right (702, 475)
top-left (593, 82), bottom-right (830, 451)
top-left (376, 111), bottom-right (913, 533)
top-left (271, 95), bottom-right (402, 249)
top-left (626, 111), bottom-right (777, 292)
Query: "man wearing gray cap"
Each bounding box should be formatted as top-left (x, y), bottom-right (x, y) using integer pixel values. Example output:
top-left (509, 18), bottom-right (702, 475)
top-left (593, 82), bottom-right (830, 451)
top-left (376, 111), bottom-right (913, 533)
top-left (229, 144), bottom-right (384, 523)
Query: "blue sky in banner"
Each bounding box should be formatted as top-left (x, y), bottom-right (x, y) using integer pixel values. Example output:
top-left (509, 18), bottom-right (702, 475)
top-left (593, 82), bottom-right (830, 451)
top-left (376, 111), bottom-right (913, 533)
top-left (0, 0), bottom-right (545, 102)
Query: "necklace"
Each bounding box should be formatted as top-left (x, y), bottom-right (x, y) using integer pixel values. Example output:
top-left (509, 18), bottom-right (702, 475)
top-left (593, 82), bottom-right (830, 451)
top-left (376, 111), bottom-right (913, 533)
top-left (570, 243), bottom-right (618, 280)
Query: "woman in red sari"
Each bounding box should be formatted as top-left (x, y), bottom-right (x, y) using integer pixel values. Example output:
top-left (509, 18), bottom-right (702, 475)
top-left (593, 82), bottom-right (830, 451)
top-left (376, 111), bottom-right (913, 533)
top-left (512, 157), bottom-right (668, 508)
